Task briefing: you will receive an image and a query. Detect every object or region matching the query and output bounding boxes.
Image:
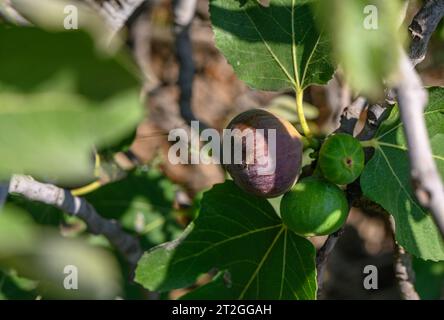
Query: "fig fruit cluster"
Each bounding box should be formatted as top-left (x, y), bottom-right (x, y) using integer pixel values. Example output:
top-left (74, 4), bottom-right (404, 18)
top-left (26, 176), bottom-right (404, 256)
top-left (223, 109), bottom-right (366, 237)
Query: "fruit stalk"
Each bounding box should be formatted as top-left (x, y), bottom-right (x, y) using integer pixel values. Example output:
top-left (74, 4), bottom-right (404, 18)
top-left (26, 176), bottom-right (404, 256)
top-left (296, 88), bottom-right (312, 138)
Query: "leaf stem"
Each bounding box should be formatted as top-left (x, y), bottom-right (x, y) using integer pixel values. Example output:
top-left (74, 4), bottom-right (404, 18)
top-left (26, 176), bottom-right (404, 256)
top-left (360, 139), bottom-right (378, 148)
top-left (71, 180), bottom-right (102, 196)
top-left (296, 88), bottom-right (311, 137)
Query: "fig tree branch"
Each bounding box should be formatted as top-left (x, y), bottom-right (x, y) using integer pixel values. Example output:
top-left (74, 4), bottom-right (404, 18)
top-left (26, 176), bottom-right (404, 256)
top-left (335, 97), bottom-right (367, 135)
top-left (395, 52), bottom-right (444, 237)
top-left (394, 244), bottom-right (420, 300)
top-left (409, 0), bottom-right (444, 66)
top-left (172, 0), bottom-right (211, 129)
top-left (8, 175), bottom-right (143, 268)
top-left (356, 92), bottom-right (396, 142)
top-left (388, 216), bottom-right (420, 300)
top-left (315, 228), bottom-right (344, 299)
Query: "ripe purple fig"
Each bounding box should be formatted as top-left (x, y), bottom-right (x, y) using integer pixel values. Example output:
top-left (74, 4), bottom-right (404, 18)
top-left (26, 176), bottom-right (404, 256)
top-left (223, 109), bottom-right (303, 198)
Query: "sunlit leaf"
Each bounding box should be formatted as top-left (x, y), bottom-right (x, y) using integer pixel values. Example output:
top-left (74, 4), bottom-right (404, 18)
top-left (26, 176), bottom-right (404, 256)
top-left (361, 87), bottom-right (444, 261)
top-left (135, 181), bottom-right (317, 300)
top-left (210, 0), bottom-right (334, 91)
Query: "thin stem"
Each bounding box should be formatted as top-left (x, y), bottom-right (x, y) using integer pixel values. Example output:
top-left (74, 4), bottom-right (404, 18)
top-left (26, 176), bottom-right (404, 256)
top-left (316, 228), bottom-right (344, 299)
top-left (360, 139), bottom-right (378, 148)
top-left (296, 89), bottom-right (312, 137)
top-left (71, 180), bottom-right (102, 197)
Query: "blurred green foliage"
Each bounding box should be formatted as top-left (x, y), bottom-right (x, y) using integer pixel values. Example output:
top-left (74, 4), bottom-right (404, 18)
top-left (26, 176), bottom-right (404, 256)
top-left (0, 25), bottom-right (143, 184)
top-left (0, 205), bottom-right (122, 299)
top-left (0, 3), bottom-right (187, 299)
top-left (317, 0), bottom-right (406, 98)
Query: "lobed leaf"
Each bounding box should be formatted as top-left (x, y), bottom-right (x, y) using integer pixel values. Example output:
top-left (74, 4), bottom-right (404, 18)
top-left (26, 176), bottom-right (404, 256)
top-left (135, 181), bottom-right (317, 300)
top-left (210, 0), bottom-right (334, 91)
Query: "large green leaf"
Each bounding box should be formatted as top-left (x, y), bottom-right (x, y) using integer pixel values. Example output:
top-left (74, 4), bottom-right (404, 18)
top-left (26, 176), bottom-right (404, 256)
top-left (318, 0), bottom-right (405, 97)
top-left (179, 270), bottom-right (236, 300)
top-left (135, 181), bottom-right (317, 300)
top-left (0, 26), bottom-right (142, 183)
top-left (361, 87), bottom-right (444, 261)
top-left (210, 0), bottom-right (334, 91)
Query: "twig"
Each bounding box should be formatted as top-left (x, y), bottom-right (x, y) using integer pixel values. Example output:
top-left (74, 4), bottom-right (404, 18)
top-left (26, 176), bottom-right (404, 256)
top-left (388, 216), bottom-right (420, 300)
top-left (395, 52), bottom-right (444, 236)
top-left (356, 94), bottom-right (395, 142)
top-left (172, 0), bottom-right (210, 129)
top-left (409, 0), bottom-right (444, 66)
top-left (8, 175), bottom-right (142, 268)
top-left (394, 244), bottom-right (420, 300)
top-left (335, 97), bottom-right (367, 135)
top-left (315, 228), bottom-right (344, 298)
top-left (325, 73), bottom-right (352, 132)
